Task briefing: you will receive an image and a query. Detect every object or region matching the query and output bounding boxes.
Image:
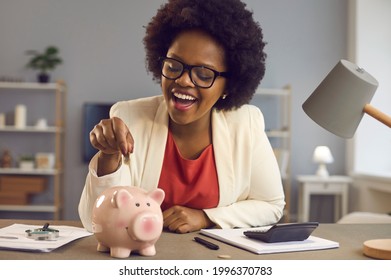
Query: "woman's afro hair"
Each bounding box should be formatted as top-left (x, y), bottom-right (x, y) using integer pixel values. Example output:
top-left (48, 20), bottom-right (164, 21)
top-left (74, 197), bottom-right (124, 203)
top-left (143, 0), bottom-right (266, 110)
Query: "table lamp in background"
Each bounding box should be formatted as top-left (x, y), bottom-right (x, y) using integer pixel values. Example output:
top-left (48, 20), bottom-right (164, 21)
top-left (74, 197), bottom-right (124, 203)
top-left (302, 59), bottom-right (391, 259)
top-left (313, 146), bottom-right (334, 177)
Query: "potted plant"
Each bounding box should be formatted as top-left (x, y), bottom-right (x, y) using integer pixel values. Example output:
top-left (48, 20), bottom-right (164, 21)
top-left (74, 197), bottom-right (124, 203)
top-left (26, 46), bottom-right (63, 83)
top-left (19, 155), bottom-right (35, 170)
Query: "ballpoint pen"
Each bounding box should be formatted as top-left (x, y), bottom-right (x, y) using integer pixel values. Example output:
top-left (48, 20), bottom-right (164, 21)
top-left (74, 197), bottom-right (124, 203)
top-left (194, 236), bottom-right (219, 250)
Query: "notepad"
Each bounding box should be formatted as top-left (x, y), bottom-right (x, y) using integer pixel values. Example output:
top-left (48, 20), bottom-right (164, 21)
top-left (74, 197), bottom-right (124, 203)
top-left (0, 223), bottom-right (92, 253)
top-left (200, 227), bottom-right (339, 255)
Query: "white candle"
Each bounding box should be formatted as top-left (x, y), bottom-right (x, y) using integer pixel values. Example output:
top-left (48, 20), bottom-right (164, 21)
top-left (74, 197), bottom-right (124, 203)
top-left (0, 113), bottom-right (5, 128)
top-left (15, 104), bottom-right (27, 128)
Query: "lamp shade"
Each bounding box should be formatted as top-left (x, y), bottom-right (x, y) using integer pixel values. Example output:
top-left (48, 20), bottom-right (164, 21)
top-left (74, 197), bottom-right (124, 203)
top-left (313, 146), bottom-right (334, 164)
top-left (302, 59), bottom-right (379, 138)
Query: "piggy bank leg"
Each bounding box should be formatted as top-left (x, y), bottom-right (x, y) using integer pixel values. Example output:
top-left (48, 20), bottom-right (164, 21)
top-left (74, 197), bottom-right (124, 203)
top-left (139, 245), bottom-right (156, 256)
top-left (97, 242), bottom-right (110, 252)
top-left (110, 247), bottom-right (132, 258)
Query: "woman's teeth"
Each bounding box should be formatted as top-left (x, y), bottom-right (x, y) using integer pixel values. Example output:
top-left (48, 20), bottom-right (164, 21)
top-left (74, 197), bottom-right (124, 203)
top-left (173, 92), bottom-right (196, 101)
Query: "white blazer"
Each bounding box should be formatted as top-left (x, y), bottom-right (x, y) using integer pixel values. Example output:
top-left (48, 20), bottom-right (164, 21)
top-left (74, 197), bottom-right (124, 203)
top-left (78, 96), bottom-right (285, 232)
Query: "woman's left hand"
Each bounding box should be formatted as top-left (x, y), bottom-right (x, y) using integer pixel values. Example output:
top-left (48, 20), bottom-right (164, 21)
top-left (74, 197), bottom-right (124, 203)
top-left (163, 205), bottom-right (214, 234)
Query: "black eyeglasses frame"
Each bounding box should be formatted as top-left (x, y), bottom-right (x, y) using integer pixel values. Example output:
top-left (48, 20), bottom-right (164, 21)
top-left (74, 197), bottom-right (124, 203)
top-left (159, 57), bottom-right (229, 89)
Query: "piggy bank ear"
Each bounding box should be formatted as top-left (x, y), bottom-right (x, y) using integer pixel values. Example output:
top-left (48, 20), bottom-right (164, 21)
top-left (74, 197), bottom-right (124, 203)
top-left (149, 188), bottom-right (165, 205)
top-left (111, 189), bottom-right (133, 208)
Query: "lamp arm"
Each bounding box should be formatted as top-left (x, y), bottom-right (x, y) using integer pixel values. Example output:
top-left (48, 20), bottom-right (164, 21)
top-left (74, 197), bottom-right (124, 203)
top-left (363, 104), bottom-right (391, 128)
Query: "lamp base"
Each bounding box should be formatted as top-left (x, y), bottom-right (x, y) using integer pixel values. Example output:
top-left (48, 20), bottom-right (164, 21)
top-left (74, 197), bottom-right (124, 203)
top-left (363, 239), bottom-right (391, 260)
top-left (316, 164), bottom-right (329, 177)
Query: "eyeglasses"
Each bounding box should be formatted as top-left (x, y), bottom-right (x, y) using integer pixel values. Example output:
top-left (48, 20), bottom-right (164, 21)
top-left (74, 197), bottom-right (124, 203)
top-left (159, 57), bottom-right (229, 89)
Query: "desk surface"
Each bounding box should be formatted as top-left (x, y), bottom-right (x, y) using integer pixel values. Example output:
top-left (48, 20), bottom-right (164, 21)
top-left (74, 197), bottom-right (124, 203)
top-left (0, 219), bottom-right (390, 260)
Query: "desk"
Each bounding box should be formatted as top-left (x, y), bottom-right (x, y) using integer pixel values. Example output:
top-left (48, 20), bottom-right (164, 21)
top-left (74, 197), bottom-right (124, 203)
top-left (0, 219), bottom-right (390, 260)
top-left (297, 175), bottom-right (352, 222)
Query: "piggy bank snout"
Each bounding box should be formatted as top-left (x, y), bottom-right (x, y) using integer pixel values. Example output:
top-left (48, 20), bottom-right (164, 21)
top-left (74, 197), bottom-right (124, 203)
top-left (129, 213), bottom-right (162, 240)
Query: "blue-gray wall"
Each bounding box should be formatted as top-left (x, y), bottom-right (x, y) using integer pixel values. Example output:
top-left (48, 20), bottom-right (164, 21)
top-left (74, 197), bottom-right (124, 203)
top-left (0, 0), bottom-right (347, 221)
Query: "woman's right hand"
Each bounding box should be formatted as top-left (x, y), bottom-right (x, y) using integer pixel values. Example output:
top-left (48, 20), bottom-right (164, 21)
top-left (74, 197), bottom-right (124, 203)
top-left (89, 117), bottom-right (134, 176)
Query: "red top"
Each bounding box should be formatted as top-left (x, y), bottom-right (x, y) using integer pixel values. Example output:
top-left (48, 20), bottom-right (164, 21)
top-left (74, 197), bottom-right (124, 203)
top-left (158, 131), bottom-right (219, 211)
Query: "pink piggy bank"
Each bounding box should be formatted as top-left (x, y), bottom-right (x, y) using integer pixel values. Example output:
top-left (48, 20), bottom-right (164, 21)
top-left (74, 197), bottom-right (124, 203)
top-left (92, 186), bottom-right (165, 258)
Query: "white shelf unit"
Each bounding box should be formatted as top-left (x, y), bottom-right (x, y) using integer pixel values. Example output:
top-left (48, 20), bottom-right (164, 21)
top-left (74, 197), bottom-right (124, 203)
top-left (254, 85), bottom-right (291, 221)
top-left (0, 126), bottom-right (62, 133)
top-left (0, 81), bottom-right (65, 219)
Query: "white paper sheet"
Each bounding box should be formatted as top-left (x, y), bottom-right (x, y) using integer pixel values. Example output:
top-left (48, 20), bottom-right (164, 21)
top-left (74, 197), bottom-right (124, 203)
top-left (0, 223), bottom-right (93, 252)
top-left (201, 227), bottom-right (339, 255)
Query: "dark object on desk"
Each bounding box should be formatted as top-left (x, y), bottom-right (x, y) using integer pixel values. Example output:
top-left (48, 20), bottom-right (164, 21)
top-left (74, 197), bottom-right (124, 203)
top-left (194, 236), bottom-right (219, 250)
top-left (244, 222), bottom-right (319, 243)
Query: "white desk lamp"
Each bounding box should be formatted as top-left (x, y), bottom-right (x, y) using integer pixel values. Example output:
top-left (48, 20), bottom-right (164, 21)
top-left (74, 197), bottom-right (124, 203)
top-left (313, 146), bottom-right (334, 177)
top-left (302, 59), bottom-right (391, 259)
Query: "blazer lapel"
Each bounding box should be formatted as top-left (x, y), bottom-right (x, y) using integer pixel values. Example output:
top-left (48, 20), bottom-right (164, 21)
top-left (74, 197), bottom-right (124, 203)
top-left (212, 109), bottom-right (235, 206)
top-left (140, 100), bottom-right (168, 191)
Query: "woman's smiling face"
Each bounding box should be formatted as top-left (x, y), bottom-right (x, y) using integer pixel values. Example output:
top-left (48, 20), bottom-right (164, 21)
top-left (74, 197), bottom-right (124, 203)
top-left (161, 29), bottom-right (227, 127)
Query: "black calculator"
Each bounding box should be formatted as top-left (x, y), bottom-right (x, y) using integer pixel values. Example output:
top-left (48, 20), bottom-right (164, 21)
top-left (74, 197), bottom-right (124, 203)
top-left (243, 222), bottom-right (319, 243)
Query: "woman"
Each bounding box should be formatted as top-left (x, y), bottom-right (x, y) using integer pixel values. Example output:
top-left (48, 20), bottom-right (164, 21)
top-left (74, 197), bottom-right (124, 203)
top-left (79, 0), bottom-right (285, 233)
